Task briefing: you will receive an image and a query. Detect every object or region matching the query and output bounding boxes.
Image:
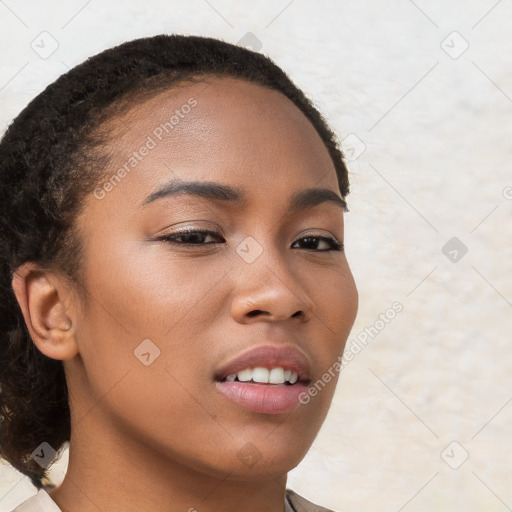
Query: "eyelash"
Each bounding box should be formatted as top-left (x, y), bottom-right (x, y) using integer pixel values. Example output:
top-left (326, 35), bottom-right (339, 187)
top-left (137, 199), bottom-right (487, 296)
top-left (156, 229), bottom-right (344, 252)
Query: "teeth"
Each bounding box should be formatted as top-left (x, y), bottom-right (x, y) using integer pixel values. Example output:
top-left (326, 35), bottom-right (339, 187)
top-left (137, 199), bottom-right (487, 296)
top-left (252, 367), bottom-right (270, 383)
top-left (237, 369), bottom-right (252, 382)
top-left (226, 367), bottom-right (299, 384)
top-left (269, 367), bottom-right (285, 384)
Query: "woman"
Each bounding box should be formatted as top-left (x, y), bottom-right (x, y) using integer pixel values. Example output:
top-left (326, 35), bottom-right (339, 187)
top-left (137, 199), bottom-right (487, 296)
top-left (0, 34), bottom-right (358, 512)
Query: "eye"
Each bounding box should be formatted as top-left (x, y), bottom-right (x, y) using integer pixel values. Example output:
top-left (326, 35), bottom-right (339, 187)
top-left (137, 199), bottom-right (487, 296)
top-left (156, 229), bottom-right (223, 246)
top-left (156, 229), bottom-right (343, 252)
top-left (292, 235), bottom-right (344, 252)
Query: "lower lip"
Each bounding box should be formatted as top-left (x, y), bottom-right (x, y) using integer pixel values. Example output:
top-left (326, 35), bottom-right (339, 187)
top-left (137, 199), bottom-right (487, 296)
top-left (215, 381), bottom-right (308, 414)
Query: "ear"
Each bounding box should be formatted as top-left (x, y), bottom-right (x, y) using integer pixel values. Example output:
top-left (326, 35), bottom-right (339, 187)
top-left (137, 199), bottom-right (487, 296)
top-left (11, 262), bottom-right (79, 361)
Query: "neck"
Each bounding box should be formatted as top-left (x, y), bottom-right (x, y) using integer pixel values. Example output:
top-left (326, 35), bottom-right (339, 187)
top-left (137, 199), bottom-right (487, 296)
top-left (48, 420), bottom-right (289, 512)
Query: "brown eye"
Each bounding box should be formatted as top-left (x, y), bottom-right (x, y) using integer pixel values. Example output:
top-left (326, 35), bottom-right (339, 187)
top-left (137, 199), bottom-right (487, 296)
top-left (292, 235), bottom-right (343, 252)
top-left (157, 229), bottom-right (224, 245)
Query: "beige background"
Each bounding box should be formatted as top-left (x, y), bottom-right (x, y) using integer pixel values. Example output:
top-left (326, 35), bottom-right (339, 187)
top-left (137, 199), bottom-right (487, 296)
top-left (1, 0), bottom-right (511, 510)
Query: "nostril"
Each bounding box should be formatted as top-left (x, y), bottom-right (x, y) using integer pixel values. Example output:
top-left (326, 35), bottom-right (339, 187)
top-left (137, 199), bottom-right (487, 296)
top-left (247, 310), bottom-right (265, 317)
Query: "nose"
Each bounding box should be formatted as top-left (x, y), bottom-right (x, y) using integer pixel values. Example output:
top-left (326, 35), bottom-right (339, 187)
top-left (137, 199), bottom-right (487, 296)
top-left (230, 247), bottom-right (314, 324)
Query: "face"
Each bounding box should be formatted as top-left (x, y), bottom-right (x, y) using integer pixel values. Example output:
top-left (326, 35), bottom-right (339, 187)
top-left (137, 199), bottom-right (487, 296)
top-left (69, 76), bottom-right (358, 479)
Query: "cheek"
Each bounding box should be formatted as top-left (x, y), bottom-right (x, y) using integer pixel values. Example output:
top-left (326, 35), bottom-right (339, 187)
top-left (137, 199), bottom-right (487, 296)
top-left (71, 243), bottom-right (235, 456)
top-left (309, 263), bottom-right (359, 356)
top-left (82, 238), bottom-right (229, 337)
top-left (74, 239), bottom-right (233, 395)
top-left (335, 268), bottom-right (359, 340)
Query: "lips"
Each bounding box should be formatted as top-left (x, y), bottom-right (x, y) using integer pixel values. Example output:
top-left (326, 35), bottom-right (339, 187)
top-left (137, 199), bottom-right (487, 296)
top-left (214, 344), bottom-right (312, 415)
top-left (214, 344), bottom-right (311, 383)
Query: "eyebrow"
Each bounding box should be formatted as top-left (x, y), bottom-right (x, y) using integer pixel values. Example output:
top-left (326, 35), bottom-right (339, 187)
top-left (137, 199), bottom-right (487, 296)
top-left (140, 180), bottom-right (348, 212)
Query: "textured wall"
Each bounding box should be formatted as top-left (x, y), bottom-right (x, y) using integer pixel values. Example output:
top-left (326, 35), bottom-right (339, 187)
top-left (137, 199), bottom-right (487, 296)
top-left (1, 1), bottom-right (511, 510)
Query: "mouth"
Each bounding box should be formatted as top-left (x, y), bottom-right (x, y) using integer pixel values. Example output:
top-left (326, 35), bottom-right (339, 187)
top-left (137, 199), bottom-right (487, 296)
top-left (214, 345), bottom-right (312, 414)
top-left (220, 366), bottom-right (306, 386)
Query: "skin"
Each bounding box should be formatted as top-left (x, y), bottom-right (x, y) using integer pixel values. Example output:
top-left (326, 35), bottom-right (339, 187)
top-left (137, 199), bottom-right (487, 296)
top-left (12, 77), bottom-right (358, 512)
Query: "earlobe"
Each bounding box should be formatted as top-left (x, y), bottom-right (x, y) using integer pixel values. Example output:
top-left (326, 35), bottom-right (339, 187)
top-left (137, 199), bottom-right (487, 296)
top-left (11, 262), bottom-right (79, 361)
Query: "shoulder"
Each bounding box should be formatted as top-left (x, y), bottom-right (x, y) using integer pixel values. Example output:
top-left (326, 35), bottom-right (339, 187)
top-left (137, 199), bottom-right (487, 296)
top-left (286, 488), bottom-right (339, 512)
top-left (10, 487), bottom-right (61, 512)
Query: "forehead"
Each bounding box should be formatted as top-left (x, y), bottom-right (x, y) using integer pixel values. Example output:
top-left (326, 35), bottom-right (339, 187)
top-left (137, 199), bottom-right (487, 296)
top-left (87, 76), bottom-right (339, 214)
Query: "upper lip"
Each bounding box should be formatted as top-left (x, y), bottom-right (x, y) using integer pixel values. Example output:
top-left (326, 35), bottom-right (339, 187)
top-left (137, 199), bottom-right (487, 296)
top-left (215, 344), bottom-right (311, 382)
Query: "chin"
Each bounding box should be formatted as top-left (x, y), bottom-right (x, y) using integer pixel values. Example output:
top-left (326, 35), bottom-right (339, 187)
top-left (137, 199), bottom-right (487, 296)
top-left (217, 449), bottom-right (309, 482)
top-left (223, 427), bottom-right (316, 480)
